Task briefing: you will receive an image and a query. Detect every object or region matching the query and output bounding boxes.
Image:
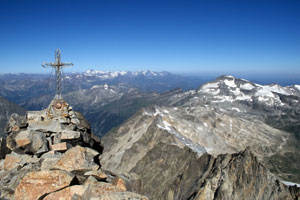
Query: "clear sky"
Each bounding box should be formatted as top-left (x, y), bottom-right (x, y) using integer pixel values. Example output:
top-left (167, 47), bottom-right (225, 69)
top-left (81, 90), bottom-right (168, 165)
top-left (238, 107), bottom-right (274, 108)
top-left (0, 0), bottom-right (299, 77)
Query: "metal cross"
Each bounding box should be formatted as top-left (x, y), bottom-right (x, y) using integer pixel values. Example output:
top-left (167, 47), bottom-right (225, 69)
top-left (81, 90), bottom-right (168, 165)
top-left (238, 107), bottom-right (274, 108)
top-left (42, 49), bottom-right (73, 99)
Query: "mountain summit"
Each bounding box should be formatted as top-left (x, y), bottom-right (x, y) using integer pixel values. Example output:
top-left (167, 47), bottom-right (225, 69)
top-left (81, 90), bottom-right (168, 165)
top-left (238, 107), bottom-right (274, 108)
top-left (0, 99), bottom-right (148, 200)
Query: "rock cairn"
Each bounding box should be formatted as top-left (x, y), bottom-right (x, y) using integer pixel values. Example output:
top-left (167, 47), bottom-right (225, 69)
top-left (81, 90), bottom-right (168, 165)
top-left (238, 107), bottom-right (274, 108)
top-left (0, 99), bottom-right (148, 200)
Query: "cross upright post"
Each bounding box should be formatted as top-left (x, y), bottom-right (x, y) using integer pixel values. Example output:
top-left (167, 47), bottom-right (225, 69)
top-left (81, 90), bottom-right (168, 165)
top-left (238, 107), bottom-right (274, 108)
top-left (42, 49), bottom-right (73, 99)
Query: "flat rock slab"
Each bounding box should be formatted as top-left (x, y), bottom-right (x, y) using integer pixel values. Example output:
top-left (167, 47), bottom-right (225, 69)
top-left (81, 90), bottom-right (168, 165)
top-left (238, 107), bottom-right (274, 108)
top-left (84, 169), bottom-right (108, 180)
top-left (60, 130), bottom-right (81, 140)
top-left (14, 170), bottom-right (74, 200)
top-left (54, 145), bottom-right (99, 172)
top-left (43, 185), bottom-right (86, 200)
top-left (83, 182), bottom-right (125, 197)
top-left (87, 192), bottom-right (149, 200)
top-left (4, 154), bottom-right (22, 171)
top-left (50, 142), bottom-right (70, 152)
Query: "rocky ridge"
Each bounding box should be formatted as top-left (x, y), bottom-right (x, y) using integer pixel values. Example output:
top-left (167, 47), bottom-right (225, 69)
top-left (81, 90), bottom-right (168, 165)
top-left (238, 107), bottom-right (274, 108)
top-left (101, 104), bottom-right (299, 182)
top-left (0, 99), bottom-right (148, 200)
top-left (0, 96), bottom-right (26, 138)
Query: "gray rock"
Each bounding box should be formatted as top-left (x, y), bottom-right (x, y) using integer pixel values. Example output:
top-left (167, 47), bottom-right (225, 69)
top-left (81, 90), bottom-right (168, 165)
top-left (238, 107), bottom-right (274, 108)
top-left (40, 151), bottom-right (62, 170)
top-left (0, 138), bottom-right (11, 159)
top-left (6, 130), bottom-right (48, 154)
top-left (129, 143), bottom-right (299, 200)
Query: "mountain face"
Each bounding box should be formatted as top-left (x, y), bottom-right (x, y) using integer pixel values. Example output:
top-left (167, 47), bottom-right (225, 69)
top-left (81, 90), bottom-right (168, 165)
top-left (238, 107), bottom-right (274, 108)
top-left (179, 75), bottom-right (300, 139)
top-left (100, 108), bottom-right (300, 199)
top-left (0, 96), bottom-right (26, 138)
top-left (100, 75), bottom-right (300, 199)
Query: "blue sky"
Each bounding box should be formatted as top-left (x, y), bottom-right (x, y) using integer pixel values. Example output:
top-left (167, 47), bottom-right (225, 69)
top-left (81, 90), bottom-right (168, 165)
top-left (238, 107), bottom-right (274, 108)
top-left (0, 0), bottom-right (299, 77)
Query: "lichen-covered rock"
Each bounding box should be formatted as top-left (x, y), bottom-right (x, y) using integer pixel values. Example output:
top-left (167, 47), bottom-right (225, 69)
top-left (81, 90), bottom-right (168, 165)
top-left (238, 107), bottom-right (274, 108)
top-left (14, 170), bottom-right (74, 200)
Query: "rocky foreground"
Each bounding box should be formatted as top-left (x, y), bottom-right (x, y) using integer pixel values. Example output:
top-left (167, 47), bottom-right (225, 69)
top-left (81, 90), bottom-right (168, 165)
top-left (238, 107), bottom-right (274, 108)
top-left (0, 99), bottom-right (147, 200)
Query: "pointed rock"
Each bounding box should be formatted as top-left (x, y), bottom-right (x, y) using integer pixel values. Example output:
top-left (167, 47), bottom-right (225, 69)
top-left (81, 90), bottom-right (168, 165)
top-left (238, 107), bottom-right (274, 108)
top-left (14, 170), bottom-right (74, 200)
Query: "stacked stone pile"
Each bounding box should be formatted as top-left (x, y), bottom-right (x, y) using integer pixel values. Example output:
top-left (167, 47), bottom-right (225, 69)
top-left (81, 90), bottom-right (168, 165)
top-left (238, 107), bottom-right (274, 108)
top-left (0, 99), bottom-right (147, 200)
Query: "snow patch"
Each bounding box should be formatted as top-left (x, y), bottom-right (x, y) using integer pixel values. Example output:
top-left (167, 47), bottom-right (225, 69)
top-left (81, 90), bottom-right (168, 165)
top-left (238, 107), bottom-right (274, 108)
top-left (224, 79), bottom-right (237, 88)
top-left (263, 85), bottom-right (291, 96)
top-left (294, 85), bottom-right (300, 91)
top-left (240, 83), bottom-right (255, 90)
top-left (281, 181), bottom-right (300, 188)
top-left (232, 107), bottom-right (241, 112)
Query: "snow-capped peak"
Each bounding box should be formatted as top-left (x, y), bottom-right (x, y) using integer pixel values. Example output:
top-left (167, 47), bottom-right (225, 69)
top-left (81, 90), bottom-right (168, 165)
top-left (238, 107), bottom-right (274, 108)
top-left (196, 75), bottom-right (297, 107)
top-left (83, 69), bottom-right (165, 79)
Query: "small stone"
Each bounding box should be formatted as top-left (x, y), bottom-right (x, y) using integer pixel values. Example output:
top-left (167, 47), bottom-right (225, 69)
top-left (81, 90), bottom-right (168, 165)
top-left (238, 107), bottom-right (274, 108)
top-left (84, 175), bottom-right (99, 185)
top-left (112, 177), bottom-right (127, 191)
top-left (82, 182), bottom-right (124, 196)
top-left (4, 154), bottom-right (21, 171)
top-left (43, 185), bottom-right (86, 200)
top-left (40, 151), bottom-right (62, 170)
top-left (54, 145), bottom-right (99, 172)
top-left (71, 118), bottom-right (80, 125)
top-left (3, 153), bottom-right (39, 171)
top-left (84, 169), bottom-right (108, 180)
top-left (28, 130), bottom-right (48, 154)
top-left (50, 142), bottom-right (70, 152)
top-left (85, 192), bottom-right (149, 200)
top-left (12, 125), bottom-right (20, 132)
top-left (15, 130), bottom-right (31, 147)
top-left (14, 170), bottom-right (74, 200)
top-left (61, 130), bottom-right (81, 140)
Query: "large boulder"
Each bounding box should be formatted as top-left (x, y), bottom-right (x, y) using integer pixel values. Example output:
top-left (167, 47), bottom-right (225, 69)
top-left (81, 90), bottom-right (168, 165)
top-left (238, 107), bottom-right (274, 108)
top-left (53, 145), bottom-right (99, 172)
top-left (14, 170), bottom-right (74, 200)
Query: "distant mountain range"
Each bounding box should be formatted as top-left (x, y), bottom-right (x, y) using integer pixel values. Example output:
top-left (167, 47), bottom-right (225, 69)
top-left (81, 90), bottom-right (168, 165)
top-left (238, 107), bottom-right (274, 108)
top-left (1, 71), bottom-right (300, 188)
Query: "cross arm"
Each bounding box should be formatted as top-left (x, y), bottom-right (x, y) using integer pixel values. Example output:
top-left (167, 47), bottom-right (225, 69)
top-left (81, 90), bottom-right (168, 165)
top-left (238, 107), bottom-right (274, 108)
top-left (42, 62), bottom-right (55, 68)
top-left (61, 62), bottom-right (74, 67)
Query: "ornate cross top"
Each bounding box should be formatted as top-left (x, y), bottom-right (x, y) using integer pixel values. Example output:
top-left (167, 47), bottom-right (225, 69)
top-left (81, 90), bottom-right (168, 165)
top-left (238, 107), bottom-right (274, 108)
top-left (42, 49), bottom-right (73, 99)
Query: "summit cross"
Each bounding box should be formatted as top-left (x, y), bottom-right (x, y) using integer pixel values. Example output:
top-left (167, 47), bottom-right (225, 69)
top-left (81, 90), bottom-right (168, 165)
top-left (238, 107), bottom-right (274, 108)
top-left (42, 49), bottom-right (73, 99)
